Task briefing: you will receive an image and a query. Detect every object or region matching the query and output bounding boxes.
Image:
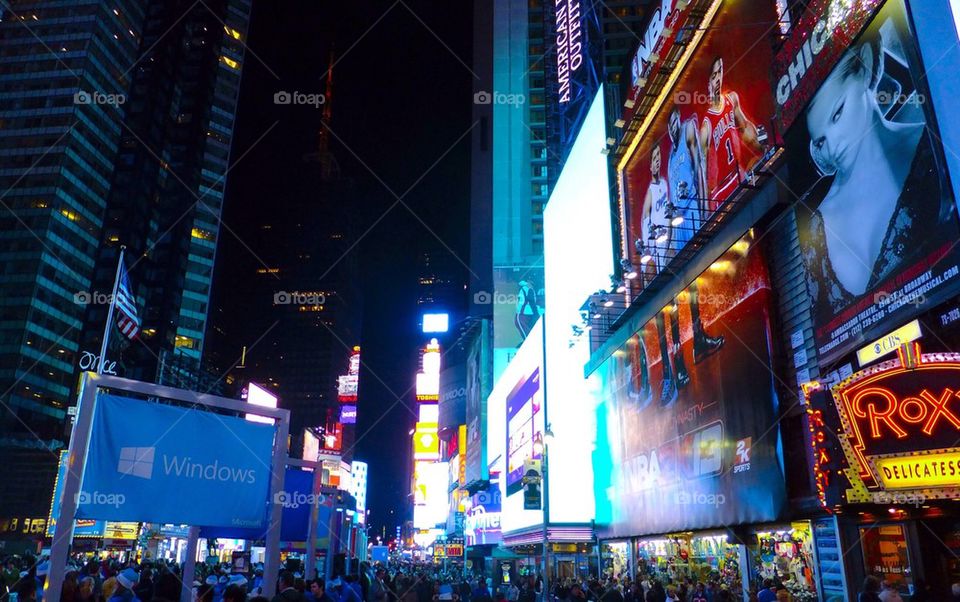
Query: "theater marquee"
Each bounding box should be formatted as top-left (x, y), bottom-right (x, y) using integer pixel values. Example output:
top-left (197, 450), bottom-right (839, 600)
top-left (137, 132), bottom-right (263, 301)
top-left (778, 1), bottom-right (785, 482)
top-left (815, 344), bottom-right (960, 502)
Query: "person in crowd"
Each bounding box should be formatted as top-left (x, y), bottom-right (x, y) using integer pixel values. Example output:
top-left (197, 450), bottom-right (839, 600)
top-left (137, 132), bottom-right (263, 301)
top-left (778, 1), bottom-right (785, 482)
top-left (108, 568), bottom-right (140, 602)
top-left (877, 581), bottom-right (902, 602)
top-left (272, 572), bottom-right (306, 602)
top-left (470, 580), bottom-right (491, 602)
top-left (103, 577), bottom-right (120, 602)
top-left (308, 580), bottom-right (335, 602)
top-left (859, 576), bottom-right (882, 602)
top-left (643, 581), bottom-right (664, 602)
top-left (757, 580), bottom-right (777, 602)
top-left (134, 569), bottom-right (153, 602)
top-left (151, 573), bottom-right (180, 602)
top-left (77, 576), bottom-right (96, 602)
top-left (198, 584), bottom-right (216, 602)
top-left (61, 571), bottom-right (80, 602)
top-left (15, 576), bottom-right (38, 602)
top-left (343, 576), bottom-right (363, 602)
top-left (951, 582), bottom-right (960, 602)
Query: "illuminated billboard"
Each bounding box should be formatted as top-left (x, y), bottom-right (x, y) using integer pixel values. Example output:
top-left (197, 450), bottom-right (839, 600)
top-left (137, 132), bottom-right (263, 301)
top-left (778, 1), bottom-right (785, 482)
top-left (350, 461), bottom-right (367, 524)
top-left (505, 367), bottom-right (543, 494)
top-left (620, 0), bottom-right (777, 281)
top-left (413, 423), bottom-right (440, 461)
top-left (413, 461), bottom-right (450, 529)
top-left (780, 0), bottom-right (960, 364)
top-left (488, 319), bottom-right (545, 534)
top-left (245, 382), bottom-right (277, 425)
top-left (339, 405), bottom-right (357, 424)
top-left (338, 347), bottom-right (361, 402)
top-left (303, 428), bottom-right (320, 463)
top-left (807, 345), bottom-right (960, 503)
top-left (542, 90), bottom-right (612, 524)
top-left (416, 339), bottom-right (441, 401)
top-left (422, 313), bottom-right (450, 333)
top-left (590, 232), bottom-right (785, 538)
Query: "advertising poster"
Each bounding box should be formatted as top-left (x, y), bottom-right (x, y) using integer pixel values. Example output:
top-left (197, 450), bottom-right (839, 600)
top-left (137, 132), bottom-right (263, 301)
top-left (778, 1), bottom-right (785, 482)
top-left (786, 0), bottom-right (960, 363)
top-left (492, 266), bottom-right (544, 353)
top-left (78, 394), bottom-right (274, 528)
top-left (464, 327), bottom-right (486, 485)
top-left (592, 233), bottom-right (785, 537)
top-left (505, 366), bottom-right (543, 495)
top-left (621, 0), bottom-right (777, 277)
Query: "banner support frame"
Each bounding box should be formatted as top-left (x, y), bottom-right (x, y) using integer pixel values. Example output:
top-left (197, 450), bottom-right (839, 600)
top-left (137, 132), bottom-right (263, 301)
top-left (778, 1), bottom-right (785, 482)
top-left (46, 372), bottom-right (291, 602)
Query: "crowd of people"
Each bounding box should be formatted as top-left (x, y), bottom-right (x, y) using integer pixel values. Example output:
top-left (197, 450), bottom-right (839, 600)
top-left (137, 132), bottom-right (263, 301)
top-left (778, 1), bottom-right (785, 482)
top-left (0, 555), bottom-right (955, 602)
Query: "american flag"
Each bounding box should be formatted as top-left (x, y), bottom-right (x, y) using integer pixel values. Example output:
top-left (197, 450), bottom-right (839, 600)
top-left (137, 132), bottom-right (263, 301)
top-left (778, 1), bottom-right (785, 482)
top-left (115, 257), bottom-right (140, 339)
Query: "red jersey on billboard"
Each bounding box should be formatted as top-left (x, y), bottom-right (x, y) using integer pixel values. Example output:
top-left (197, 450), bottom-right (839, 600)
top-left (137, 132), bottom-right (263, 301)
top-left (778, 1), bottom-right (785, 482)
top-left (702, 93), bottom-right (741, 209)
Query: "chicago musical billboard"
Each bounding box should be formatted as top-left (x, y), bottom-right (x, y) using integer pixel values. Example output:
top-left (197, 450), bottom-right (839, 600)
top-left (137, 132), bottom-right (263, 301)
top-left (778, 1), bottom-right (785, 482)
top-left (782, 0), bottom-right (960, 363)
top-left (591, 233), bottom-right (785, 537)
top-left (620, 0), bottom-right (778, 275)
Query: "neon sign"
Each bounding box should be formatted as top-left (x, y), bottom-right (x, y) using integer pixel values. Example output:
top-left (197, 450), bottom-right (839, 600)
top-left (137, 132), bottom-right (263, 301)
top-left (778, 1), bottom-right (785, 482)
top-left (829, 345), bottom-right (960, 498)
top-left (555, 0), bottom-right (583, 103)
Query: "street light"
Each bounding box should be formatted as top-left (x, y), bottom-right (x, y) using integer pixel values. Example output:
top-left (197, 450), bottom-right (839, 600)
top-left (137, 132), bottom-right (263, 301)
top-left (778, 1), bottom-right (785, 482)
top-left (540, 425), bottom-right (555, 602)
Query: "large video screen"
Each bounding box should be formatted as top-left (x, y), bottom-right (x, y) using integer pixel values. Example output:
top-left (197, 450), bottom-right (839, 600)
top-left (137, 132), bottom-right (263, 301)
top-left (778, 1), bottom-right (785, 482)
top-left (786, 0), bottom-right (960, 364)
top-left (505, 367), bottom-right (543, 494)
top-left (621, 0), bottom-right (778, 275)
top-left (591, 232), bottom-right (785, 537)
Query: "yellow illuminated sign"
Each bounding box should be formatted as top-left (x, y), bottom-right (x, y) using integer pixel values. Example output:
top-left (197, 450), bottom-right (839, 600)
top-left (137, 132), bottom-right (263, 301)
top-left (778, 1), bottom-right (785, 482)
top-left (856, 320), bottom-right (922, 367)
top-left (874, 451), bottom-right (960, 490)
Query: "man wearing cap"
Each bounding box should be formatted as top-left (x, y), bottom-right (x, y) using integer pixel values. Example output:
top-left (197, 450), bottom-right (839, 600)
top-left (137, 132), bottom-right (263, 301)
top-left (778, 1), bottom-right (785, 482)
top-left (109, 568), bottom-right (141, 602)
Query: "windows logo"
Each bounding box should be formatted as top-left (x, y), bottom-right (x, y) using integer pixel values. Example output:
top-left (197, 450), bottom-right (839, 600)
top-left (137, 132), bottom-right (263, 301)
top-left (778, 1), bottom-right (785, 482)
top-left (117, 447), bottom-right (155, 479)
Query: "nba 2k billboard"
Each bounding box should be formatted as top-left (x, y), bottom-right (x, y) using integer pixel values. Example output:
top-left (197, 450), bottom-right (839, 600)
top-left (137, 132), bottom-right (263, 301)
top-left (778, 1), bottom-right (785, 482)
top-left (781, 0), bottom-right (960, 364)
top-left (591, 232), bottom-right (785, 538)
top-left (620, 0), bottom-right (777, 276)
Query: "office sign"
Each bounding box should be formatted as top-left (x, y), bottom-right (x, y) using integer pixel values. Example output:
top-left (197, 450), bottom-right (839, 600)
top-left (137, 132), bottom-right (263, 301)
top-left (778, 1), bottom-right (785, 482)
top-left (77, 394), bottom-right (275, 528)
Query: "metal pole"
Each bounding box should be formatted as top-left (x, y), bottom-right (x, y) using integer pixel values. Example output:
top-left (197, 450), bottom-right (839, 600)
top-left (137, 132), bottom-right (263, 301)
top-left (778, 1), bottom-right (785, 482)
top-left (46, 372), bottom-right (100, 602)
top-left (263, 414), bottom-right (290, 599)
top-left (98, 247), bottom-right (125, 373)
top-left (305, 465), bottom-right (321, 580)
top-left (539, 318), bottom-right (550, 602)
top-left (181, 526), bottom-right (200, 602)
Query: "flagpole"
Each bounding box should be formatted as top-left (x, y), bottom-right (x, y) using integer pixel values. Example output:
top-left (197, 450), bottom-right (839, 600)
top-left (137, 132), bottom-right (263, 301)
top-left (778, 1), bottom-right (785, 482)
top-left (98, 246), bottom-right (125, 374)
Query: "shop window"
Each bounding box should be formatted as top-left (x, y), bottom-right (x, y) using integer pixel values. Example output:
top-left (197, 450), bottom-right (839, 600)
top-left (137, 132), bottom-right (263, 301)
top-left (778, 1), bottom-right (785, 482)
top-left (860, 524), bottom-right (913, 597)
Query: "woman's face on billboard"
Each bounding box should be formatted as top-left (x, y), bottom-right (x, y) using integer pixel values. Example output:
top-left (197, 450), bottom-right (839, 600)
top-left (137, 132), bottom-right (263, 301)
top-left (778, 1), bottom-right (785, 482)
top-left (807, 45), bottom-right (874, 176)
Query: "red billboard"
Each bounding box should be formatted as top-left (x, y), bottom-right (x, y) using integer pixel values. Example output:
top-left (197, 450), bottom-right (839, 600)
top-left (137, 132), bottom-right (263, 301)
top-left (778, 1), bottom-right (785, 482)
top-left (620, 0), bottom-right (778, 277)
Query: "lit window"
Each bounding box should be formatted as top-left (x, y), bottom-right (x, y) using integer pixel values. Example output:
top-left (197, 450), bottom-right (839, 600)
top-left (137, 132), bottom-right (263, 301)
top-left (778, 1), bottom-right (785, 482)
top-left (224, 25), bottom-right (242, 40)
top-left (220, 56), bottom-right (239, 70)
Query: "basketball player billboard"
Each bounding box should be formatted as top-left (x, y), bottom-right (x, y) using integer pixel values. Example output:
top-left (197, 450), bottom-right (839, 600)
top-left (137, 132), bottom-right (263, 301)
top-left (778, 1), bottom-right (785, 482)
top-left (591, 232), bottom-right (785, 537)
top-left (782, 0), bottom-right (960, 364)
top-left (620, 0), bottom-right (777, 282)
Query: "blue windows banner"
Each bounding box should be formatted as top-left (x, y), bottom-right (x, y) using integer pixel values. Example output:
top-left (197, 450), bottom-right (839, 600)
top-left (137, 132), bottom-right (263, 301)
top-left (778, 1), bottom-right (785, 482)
top-left (76, 394), bottom-right (275, 528)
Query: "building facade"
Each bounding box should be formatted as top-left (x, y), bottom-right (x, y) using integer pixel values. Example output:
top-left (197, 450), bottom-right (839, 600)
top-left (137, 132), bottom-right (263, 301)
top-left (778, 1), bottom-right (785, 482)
top-left (0, 0), bottom-right (252, 528)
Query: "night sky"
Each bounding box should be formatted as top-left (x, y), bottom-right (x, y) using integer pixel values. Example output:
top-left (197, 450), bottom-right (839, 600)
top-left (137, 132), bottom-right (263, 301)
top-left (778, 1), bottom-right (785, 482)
top-left (217, 2), bottom-right (473, 537)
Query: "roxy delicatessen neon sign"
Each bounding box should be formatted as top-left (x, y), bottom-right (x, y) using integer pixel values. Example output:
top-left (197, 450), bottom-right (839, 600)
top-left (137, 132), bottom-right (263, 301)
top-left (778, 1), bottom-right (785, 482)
top-left (829, 344), bottom-right (960, 499)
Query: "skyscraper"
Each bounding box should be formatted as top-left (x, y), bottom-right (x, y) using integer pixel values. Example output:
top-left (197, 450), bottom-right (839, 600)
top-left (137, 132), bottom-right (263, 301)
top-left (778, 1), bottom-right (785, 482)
top-left (82, 0), bottom-right (253, 390)
top-left (0, 0), bottom-right (148, 518)
top-left (0, 0), bottom-right (253, 519)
